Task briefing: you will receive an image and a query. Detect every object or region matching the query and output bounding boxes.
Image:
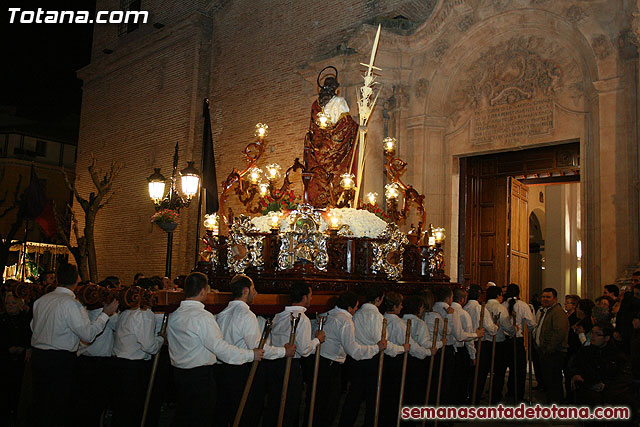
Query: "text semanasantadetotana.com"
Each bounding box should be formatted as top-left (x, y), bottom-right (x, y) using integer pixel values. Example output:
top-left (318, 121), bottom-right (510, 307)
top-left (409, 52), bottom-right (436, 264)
top-left (402, 404), bottom-right (630, 421)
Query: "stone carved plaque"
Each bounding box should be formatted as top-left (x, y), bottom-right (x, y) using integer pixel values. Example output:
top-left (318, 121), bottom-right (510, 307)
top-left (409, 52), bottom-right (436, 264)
top-left (471, 98), bottom-right (554, 145)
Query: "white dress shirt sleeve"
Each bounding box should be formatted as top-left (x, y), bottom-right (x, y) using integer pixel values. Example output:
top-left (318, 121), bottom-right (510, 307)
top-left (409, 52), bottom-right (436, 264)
top-left (202, 316), bottom-right (254, 365)
top-left (67, 301), bottom-right (109, 344)
top-left (294, 316), bottom-right (319, 357)
top-left (138, 310), bottom-right (163, 356)
top-left (341, 317), bottom-right (379, 360)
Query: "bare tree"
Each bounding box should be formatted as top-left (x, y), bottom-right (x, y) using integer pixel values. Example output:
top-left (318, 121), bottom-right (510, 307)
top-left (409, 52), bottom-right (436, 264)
top-left (56, 154), bottom-right (122, 282)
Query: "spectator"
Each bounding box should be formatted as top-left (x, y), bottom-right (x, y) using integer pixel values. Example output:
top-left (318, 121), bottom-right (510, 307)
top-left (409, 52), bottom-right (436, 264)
top-left (596, 295), bottom-right (614, 312)
top-left (574, 299), bottom-right (595, 347)
top-left (631, 312), bottom-right (640, 397)
top-left (614, 286), bottom-right (640, 353)
top-left (0, 293), bottom-right (31, 424)
top-left (603, 284), bottom-right (620, 301)
top-left (534, 287), bottom-right (569, 403)
top-left (38, 270), bottom-right (56, 287)
top-left (569, 322), bottom-right (633, 408)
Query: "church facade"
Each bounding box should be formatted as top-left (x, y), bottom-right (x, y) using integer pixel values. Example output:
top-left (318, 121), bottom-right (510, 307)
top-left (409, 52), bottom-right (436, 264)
top-left (76, 0), bottom-right (639, 299)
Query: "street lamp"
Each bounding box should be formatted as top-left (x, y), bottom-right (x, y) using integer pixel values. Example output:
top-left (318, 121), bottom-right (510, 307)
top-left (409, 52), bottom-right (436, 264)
top-left (147, 142), bottom-right (200, 278)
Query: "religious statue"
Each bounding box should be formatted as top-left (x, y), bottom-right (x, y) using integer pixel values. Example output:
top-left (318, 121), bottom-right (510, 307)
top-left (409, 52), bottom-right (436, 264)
top-left (304, 66), bottom-right (359, 207)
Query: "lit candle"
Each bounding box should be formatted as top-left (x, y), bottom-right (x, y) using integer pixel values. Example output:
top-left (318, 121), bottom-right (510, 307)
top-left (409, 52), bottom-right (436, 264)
top-left (203, 213), bottom-right (219, 235)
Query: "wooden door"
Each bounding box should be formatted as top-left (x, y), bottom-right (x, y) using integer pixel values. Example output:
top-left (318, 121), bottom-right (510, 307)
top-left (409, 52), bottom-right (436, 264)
top-left (462, 158), bottom-right (508, 286)
top-left (508, 177), bottom-right (529, 302)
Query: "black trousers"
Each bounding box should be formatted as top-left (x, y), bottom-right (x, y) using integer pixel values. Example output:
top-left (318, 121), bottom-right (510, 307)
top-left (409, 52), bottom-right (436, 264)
top-left (505, 337), bottom-right (527, 403)
top-left (214, 362), bottom-right (266, 427)
top-left (405, 355), bottom-right (428, 406)
top-left (339, 355), bottom-right (380, 427)
top-left (72, 355), bottom-right (115, 426)
top-left (379, 355), bottom-right (403, 426)
top-left (263, 358), bottom-right (302, 427)
top-left (173, 365), bottom-right (216, 427)
top-left (539, 351), bottom-right (566, 404)
top-left (452, 346), bottom-right (473, 404)
top-left (305, 356), bottom-right (342, 427)
top-left (474, 340), bottom-right (507, 404)
top-left (111, 358), bottom-right (153, 427)
top-left (432, 345), bottom-right (456, 405)
top-left (31, 348), bottom-right (76, 427)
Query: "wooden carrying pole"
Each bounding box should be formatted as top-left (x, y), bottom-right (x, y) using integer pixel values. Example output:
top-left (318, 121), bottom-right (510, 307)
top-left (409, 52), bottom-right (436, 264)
top-left (511, 312), bottom-right (518, 405)
top-left (396, 319), bottom-right (412, 427)
top-left (471, 303), bottom-right (486, 405)
top-left (528, 329), bottom-right (533, 405)
top-left (307, 315), bottom-right (326, 427)
top-left (373, 318), bottom-right (387, 427)
top-left (141, 312), bottom-right (168, 427)
top-left (488, 313), bottom-right (499, 405)
top-left (421, 318), bottom-right (440, 427)
top-left (277, 313), bottom-right (300, 427)
top-left (233, 319), bottom-right (272, 427)
top-left (433, 318), bottom-right (448, 427)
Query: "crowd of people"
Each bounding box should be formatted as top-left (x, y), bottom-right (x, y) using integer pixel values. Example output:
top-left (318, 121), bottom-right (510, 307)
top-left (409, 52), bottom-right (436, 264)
top-left (1, 265), bottom-right (639, 426)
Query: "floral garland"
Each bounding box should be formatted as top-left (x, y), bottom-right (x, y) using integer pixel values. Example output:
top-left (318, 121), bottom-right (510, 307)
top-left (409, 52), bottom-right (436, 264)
top-left (260, 190), bottom-right (300, 215)
top-left (360, 201), bottom-right (389, 221)
top-left (151, 209), bottom-right (179, 224)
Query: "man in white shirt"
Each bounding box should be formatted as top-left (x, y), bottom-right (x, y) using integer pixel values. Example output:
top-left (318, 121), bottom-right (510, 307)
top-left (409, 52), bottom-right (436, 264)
top-left (111, 278), bottom-right (166, 427)
top-left (482, 285), bottom-right (517, 404)
top-left (168, 272), bottom-right (264, 427)
top-left (432, 286), bottom-right (484, 404)
top-left (311, 291), bottom-right (385, 427)
top-left (464, 284), bottom-right (499, 402)
top-left (339, 287), bottom-right (404, 427)
top-left (403, 295), bottom-right (441, 405)
top-left (75, 281), bottom-right (120, 426)
top-left (380, 292), bottom-right (418, 426)
top-left (264, 281), bottom-right (324, 427)
top-left (451, 288), bottom-right (480, 404)
top-left (503, 283), bottom-right (536, 403)
top-left (215, 275), bottom-right (295, 427)
top-left (30, 263), bottom-right (118, 427)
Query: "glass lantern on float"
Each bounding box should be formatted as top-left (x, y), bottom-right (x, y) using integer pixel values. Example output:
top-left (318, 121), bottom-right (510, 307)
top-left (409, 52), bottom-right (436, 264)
top-left (366, 192), bottom-right (378, 206)
top-left (383, 136), bottom-right (396, 154)
top-left (255, 123), bottom-right (269, 139)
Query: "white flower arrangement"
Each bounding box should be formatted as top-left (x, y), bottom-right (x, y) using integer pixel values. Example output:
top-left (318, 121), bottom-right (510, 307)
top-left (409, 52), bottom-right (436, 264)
top-left (250, 207), bottom-right (388, 238)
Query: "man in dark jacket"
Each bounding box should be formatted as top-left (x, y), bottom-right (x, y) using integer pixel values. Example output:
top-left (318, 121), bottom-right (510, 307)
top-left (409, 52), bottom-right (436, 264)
top-left (569, 322), bottom-right (633, 408)
top-left (534, 287), bottom-right (569, 403)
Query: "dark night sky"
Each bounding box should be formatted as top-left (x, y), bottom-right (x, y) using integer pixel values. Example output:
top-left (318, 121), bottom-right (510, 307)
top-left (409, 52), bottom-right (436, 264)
top-left (2, 1), bottom-right (96, 125)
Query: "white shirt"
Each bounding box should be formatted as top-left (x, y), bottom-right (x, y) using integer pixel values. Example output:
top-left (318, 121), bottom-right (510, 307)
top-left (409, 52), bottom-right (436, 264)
top-left (402, 314), bottom-right (443, 352)
top-left (485, 299), bottom-right (516, 342)
top-left (502, 298), bottom-right (536, 338)
top-left (270, 306), bottom-right (319, 358)
top-left (384, 313), bottom-right (430, 359)
top-left (77, 309), bottom-right (118, 357)
top-left (353, 303), bottom-right (403, 357)
top-left (320, 307), bottom-right (379, 363)
top-left (433, 301), bottom-right (477, 346)
top-left (216, 300), bottom-right (285, 360)
top-left (463, 299), bottom-right (499, 337)
top-left (31, 287), bottom-right (109, 352)
top-left (113, 307), bottom-right (163, 361)
top-left (168, 300), bottom-right (254, 369)
top-left (451, 302), bottom-right (477, 360)
top-left (423, 311), bottom-right (444, 342)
